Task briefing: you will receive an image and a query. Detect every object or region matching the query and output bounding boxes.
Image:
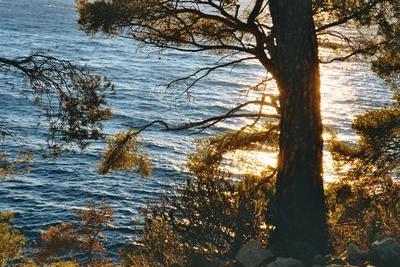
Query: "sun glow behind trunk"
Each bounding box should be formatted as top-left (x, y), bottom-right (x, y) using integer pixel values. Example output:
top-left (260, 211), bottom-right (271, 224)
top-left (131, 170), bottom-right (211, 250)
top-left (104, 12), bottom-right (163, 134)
top-left (220, 55), bottom-right (392, 183)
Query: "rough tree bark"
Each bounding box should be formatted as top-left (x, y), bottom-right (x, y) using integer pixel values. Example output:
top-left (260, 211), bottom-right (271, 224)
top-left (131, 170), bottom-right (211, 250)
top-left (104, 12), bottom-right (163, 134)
top-left (269, 0), bottom-right (329, 255)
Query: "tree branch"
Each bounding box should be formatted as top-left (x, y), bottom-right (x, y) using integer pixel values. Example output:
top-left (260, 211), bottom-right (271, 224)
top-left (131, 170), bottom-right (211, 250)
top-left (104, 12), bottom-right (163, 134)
top-left (130, 98), bottom-right (279, 134)
top-left (0, 53), bottom-right (113, 153)
top-left (316, 0), bottom-right (381, 32)
top-left (165, 56), bottom-right (256, 96)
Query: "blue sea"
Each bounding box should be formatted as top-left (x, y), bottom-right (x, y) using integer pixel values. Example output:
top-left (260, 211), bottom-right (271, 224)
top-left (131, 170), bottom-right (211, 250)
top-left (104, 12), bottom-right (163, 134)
top-left (0, 0), bottom-right (393, 257)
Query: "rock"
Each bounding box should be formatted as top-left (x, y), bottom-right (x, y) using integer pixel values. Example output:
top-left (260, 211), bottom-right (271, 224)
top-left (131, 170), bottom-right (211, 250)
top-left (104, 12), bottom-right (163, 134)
top-left (266, 257), bottom-right (304, 267)
top-left (369, 238), bottom-right (400, 267)
top-left (312, 254), bottom-right (329, 265)
top-left (236, 239), bottom-right (274, 267)
top-left (347, 243), bottom-right (368, 265)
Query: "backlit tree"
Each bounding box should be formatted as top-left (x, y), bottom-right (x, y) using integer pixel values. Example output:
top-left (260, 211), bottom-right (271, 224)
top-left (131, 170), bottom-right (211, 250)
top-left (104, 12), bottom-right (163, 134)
top-left (77, 0), bottom-right (400, 255)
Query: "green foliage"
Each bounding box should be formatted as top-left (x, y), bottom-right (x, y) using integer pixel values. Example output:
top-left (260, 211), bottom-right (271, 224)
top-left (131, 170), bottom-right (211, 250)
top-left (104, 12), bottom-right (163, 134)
top-left (98, 131), bottom-right (152, 176)
top-left (129, 121), bottom-right (399, 264)
top-left (0, 54), bottom-right (114, 155)
top-left (77, 0), bottom-right (136, 35)
top-left (1, 53), bottom-right (114, 177)
top-left (77, 0), bottom-right (399, 73)
top-left (329, 96), bottom-right (399, 178)
top-left (0, 212), bottom-right (26, 266)
top-left (370, 2), bottom-right (400, 80)
top-left (48, 74), bottom-right (113, 152)
top-left (125, 88), bottom-right (399, 263)
top-left (77, 0), bottom-right (248, 52)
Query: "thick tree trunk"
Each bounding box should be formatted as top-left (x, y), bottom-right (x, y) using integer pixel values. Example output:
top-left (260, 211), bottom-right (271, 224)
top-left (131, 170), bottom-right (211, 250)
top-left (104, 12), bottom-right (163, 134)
top-left (269, 0), bottom-right (329, 256)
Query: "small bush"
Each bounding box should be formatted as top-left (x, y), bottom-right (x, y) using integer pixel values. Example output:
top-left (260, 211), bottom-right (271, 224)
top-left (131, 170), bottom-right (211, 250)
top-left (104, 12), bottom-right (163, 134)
top-left (36, 202), bottom-right (113, 266)
top-left (0, 212), bottom-right (26, 266)
top-left (123, 170), bottom-right (275, 266)
top-left (327, 175), bottom-right (400, 253)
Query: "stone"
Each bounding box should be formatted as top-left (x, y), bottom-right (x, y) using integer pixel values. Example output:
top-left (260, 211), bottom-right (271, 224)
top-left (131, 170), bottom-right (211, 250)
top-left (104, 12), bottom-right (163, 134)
top-left (347, 243), bottom-right (368, 265)
top-left (312, 254), bottom-right (328, 265)
top-left (266, 257), bottom-right (304, 267)
top-left (369, 238), bottom-right (400, 267)
top-left (236, 239), bottom-right (274, 267)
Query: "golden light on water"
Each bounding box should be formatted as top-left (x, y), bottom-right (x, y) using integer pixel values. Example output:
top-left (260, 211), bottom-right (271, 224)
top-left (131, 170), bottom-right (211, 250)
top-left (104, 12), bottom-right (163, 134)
top-left (223, 131), bottom-right (338, 183)
top-left (221, 50), bottom-right (392, 183)
top-left (223, 150), bottom-right (277, 177)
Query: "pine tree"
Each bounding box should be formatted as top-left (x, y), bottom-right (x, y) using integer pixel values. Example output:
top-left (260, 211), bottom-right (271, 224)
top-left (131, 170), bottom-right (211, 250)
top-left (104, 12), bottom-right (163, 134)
top-left (77, 0), bottom-right (400, 255)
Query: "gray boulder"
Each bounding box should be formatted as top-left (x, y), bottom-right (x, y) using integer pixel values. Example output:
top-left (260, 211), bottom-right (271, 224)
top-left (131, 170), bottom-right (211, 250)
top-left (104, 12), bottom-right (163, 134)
top-left (347, 243), bottom-right (368, 265)
top-left (369, 238), bottom-right (400, 267)
top-left (266, 257), bottom-right (304, 267)
top-left (312, 254), bottom-right (331, 265)
top-left (236, 239), bottom-right (274, 267)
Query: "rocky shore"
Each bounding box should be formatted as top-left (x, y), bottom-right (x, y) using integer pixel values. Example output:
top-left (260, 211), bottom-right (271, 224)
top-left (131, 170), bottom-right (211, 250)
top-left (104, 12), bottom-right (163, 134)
top-left (235, 238), bottom-right (400, 267)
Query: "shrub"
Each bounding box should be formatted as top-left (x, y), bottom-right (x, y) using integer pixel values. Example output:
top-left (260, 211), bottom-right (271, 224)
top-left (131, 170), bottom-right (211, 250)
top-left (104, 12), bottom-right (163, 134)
top-left (126, 172), bottom-right (275, 266)
top-left (327, 175), bottom-right (400, 253)
top-left (0, 212), bottom-right (26, 266)
top-left (36, 202), bottom-right (113, 266)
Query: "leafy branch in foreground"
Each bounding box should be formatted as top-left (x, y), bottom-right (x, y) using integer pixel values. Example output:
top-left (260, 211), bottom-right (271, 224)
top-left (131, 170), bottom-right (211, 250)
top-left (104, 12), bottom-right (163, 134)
top-left (0, 53), bottom-right (114, 154)
top-left (329, 91), bottom-right (400, 178)
top-left (98, 132), bottom-right (152, 176)
top-left (98, 95), bottom-right (280, 175)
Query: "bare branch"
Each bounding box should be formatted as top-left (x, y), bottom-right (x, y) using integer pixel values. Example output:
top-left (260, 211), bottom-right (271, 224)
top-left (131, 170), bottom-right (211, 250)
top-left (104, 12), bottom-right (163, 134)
top-left (130, 98), bottom-right (280, 135)
top-left (165, 56), bottom-right (256, 95)
top-left (319, 43), bottom-right (380, 64)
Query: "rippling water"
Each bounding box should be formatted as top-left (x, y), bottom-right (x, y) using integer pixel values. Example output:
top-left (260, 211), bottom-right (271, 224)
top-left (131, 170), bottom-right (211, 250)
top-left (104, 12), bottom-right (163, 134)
top-left (0, 0), bottom-right (393, 255)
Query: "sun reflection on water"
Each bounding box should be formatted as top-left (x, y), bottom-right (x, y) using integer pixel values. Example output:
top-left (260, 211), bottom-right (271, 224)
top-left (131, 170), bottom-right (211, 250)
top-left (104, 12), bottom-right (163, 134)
top-left (222, 131), bottom-right (338, 184)
top-left (221, 56), bottom-right (392, 183)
